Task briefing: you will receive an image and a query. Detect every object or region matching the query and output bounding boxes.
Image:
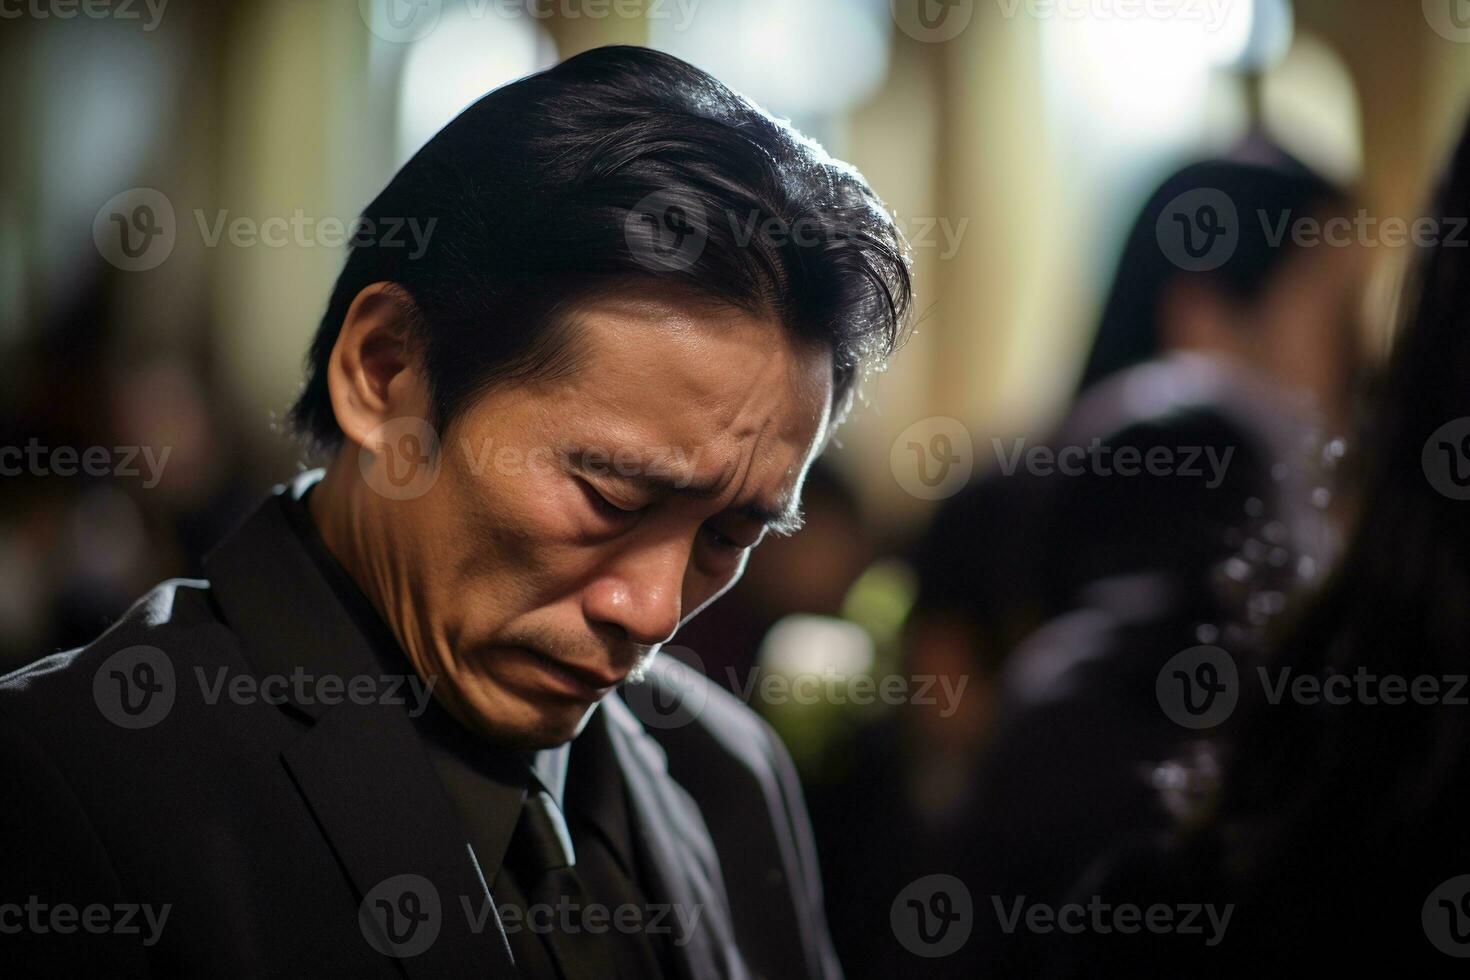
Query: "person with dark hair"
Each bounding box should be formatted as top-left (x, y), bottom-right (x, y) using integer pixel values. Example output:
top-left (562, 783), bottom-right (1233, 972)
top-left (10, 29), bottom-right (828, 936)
top-left (1077, 151), bottom-right (1362, 428)
top-left (0, 46), bottom-right (910, 978)
top-left (955, 144), bottom-right (1365, 974)
top-left (1047, 108), bottom-right (1470, 977)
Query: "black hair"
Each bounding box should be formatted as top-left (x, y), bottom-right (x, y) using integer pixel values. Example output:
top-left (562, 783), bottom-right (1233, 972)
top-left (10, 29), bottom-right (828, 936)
top-left (289, 45), bottom-right (912, 450)
top-left (1076, 150), bottom-right (1349, 396)
top-left (1204, 117), bottom-right (1470, 864)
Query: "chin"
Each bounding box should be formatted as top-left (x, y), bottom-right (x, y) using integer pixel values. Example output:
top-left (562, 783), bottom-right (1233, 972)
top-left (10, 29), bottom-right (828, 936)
top-left (456, 683), bottom-right (597, 750)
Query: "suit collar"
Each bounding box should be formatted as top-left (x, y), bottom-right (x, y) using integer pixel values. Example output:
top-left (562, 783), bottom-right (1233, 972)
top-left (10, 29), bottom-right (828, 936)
top-left (203, 478), bottom-right (517, 978)
top-left (204, 469), bottom-right (405, 718)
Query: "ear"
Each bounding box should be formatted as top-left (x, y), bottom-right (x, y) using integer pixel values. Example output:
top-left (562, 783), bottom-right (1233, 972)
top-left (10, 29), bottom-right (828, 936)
top-left (326, 282), bottom-right (429, 449)
top-left (1157, 276), bottom-right (1243, 358)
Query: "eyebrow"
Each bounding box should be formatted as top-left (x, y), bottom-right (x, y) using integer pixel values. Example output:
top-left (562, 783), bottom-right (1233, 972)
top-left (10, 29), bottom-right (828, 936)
top-left (567, 450), bottom-right (806, 537)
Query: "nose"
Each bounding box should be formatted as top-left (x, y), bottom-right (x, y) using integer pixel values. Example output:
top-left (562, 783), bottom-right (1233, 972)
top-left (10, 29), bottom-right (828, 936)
top-left (580, 536), bottom-right (687, 648)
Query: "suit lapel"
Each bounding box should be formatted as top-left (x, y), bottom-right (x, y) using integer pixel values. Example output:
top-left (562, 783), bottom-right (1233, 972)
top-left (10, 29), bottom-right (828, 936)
top-left (602, 695), bottom-right (750, 980)
top-left (282, 703), bottom-right (517, 979)
top-left (204, 480), bottom-right (517, 979)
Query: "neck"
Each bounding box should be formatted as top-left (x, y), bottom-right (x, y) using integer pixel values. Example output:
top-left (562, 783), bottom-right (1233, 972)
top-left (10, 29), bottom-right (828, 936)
top-left (306, 454), bottom-right (504, 745)
top-left (308, 454), bottom-right (423, 676)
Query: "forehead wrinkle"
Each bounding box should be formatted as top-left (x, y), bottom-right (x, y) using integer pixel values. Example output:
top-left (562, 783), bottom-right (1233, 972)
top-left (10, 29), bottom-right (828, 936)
top-left (699, 338), bottom-right (830, 532)
top-left (546, 292), bottom-right (830, 532)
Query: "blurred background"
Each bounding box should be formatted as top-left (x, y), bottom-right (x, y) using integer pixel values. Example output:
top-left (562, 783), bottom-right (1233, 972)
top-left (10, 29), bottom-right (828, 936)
top-left (6, 0), bottom-right (1470, 973)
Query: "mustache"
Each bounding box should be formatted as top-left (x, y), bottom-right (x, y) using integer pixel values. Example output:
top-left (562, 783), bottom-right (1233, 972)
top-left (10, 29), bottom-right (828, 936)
top-left (499, 631), bottom-right (659, 675)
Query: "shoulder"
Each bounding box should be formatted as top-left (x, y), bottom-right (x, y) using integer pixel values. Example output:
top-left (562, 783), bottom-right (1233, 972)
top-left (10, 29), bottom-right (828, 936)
top-left (616, 652), bottom-right (794, 782)
top-left (614, 654), bottom-right (840, 977)
top-left (0, 576), bottom-right (236, 758)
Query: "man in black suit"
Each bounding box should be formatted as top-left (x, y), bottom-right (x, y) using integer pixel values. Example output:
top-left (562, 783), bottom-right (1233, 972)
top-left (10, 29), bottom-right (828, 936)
top-left (0, 46), bottom-right (911, 978)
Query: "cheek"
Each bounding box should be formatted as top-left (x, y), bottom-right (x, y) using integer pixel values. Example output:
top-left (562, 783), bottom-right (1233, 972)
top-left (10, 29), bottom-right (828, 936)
top-left (456, 468), bottom-right (610, 604)
top-left (683, 553), bottom-right (748, 622)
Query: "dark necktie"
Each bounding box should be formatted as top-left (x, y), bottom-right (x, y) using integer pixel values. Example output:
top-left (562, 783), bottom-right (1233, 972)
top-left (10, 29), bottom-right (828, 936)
top-left (509, 787), bottom-right (616, 980)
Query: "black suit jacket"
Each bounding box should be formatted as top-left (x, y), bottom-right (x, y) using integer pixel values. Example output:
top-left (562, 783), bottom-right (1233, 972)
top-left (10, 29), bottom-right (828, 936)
top-left (0, 481), bottom-right (842, 979)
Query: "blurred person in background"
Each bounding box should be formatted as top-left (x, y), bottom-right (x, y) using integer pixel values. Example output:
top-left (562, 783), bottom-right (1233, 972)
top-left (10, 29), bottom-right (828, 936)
top-left (0, 264), bottom-right (260, 667)
top-left (811, 471), bottom-right (1036, 978)
top-left (959, 146), bottom-right (1367, 973)
top-left (1049, 105), bottom-right (1470, 977)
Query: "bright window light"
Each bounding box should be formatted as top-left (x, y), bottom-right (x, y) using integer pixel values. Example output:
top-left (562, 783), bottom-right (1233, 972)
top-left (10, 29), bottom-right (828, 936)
top-left (395, 4), bottom-right (557, 166)
top-left (1041, 0), bottom-right (1259, 143)
top-left (650, 0), bottom-right (891, 118)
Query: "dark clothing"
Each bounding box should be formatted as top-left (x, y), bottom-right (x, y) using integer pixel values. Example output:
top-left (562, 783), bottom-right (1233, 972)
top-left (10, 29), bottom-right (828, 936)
top-left (963, 355), bottom-right (1334, 975)
top-left (0, 474), bottom-right (842, 979)
top-left (278, 480), bottom-right (669, 980)
top-left (414, 705), bottom-right (673, 980)
top-left (1044, 801), bottom-right (1470, 978)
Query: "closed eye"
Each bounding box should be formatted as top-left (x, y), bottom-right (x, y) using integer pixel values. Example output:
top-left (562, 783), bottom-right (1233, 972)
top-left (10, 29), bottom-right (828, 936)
top-left (703, 524), bottom-right (757, 552)
top-left (577, 478), bottom-right (641, 519)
